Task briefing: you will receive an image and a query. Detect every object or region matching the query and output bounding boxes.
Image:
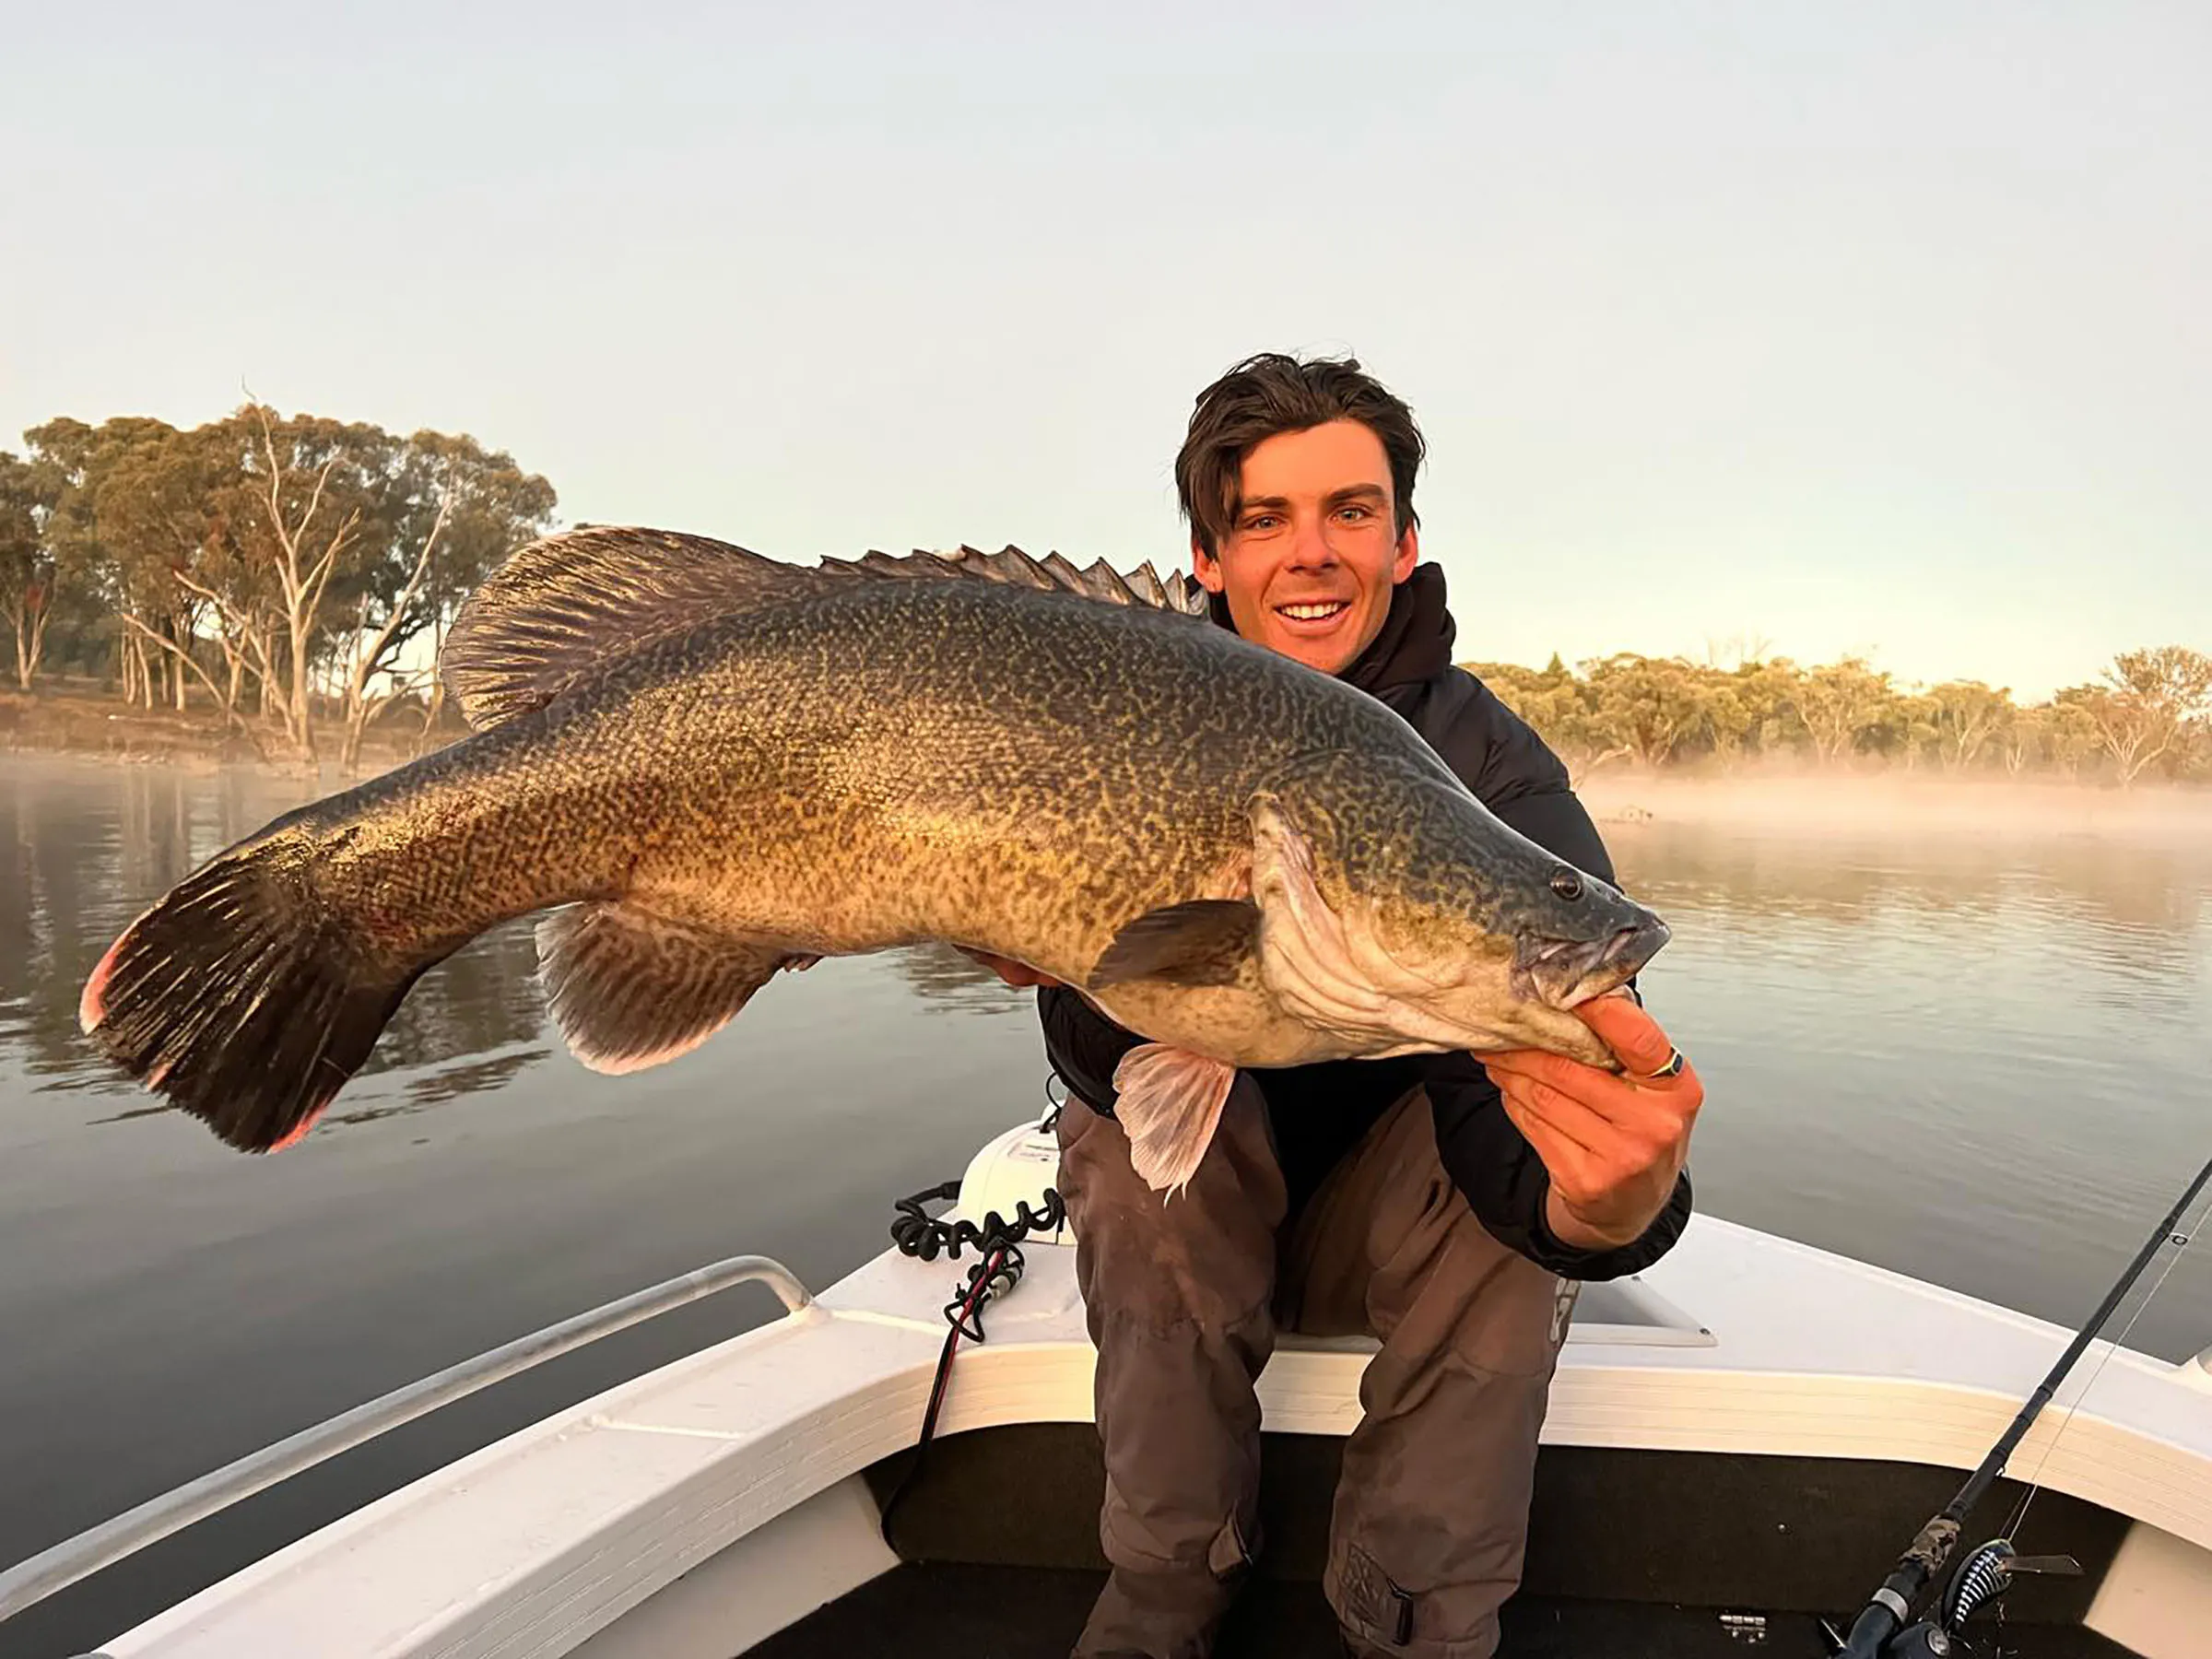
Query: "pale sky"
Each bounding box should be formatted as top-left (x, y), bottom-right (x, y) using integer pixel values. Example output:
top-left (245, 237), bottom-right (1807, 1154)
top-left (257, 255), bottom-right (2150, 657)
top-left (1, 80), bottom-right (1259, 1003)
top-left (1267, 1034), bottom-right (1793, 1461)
top-left (3, 3), bottom-right (2205, 701)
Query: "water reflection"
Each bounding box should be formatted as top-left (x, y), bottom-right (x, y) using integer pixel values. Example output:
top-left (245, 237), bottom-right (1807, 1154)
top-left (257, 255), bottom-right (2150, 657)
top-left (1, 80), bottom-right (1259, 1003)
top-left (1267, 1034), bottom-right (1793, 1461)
top-left (1607, 819), bottom-right (2211, 1030)
top-left (6, 763), bottom-right (2212, 1332)
top-left (0, 760), bottom-right (1051, 1127)
top-left (888, 941), bottom-right (1050, 1016)
top-left (1612, 819), bottom-right (2209, 941)
top-left (0, 766), bottom-right (559, 1101)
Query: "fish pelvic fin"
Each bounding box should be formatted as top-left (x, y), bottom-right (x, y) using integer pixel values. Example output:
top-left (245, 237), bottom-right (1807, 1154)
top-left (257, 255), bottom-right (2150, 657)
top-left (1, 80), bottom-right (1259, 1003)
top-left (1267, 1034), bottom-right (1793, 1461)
top-left (441, 527), bottom-right (1209, 732)
top-left (79, 839), bottom-right (429, 1153)
top-left (1110, 1044), bottom-right (1238, 1196)
top-left (536, 901), bottom-right (809, 1075)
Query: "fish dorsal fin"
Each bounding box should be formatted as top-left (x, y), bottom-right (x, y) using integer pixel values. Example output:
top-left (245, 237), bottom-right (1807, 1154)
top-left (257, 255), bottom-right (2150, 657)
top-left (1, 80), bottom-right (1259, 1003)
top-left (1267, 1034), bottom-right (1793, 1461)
top-left (441, 526), bottom-right (828, 730)
top-left (441, 526), bottom-right (1209, 731)
top-left (818, 543), bottom-right (1210, 616)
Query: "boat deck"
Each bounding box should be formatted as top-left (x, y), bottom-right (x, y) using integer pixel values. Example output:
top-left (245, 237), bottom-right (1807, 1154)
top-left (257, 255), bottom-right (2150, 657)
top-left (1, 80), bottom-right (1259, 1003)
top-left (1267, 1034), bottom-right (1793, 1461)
top-left (752, 1562), bottom-right (2137, 1657)
top-left (67, 1134), bottom-right (2212, 1659)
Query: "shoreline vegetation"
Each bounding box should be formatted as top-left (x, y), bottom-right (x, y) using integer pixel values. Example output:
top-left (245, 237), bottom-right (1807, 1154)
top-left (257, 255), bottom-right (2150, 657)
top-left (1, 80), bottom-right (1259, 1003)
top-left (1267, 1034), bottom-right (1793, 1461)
top-left (4, 404), bottom-right (2206, 794)
top-left (6, 679), bottom-right (2208, 823)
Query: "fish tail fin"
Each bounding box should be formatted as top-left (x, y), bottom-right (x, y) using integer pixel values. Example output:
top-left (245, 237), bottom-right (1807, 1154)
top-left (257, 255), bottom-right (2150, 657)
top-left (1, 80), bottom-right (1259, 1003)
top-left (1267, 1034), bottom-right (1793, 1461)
top-left (80, 836), bottom-right (429, 1153)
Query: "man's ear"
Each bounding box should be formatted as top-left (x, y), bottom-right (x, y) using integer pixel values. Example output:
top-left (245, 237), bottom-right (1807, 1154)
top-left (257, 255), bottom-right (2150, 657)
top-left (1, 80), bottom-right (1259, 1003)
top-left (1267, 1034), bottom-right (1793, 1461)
top-left (1193, 535), bottom-right (1225, 594)
top-left (1392, 523), bottom-right (1419, 584)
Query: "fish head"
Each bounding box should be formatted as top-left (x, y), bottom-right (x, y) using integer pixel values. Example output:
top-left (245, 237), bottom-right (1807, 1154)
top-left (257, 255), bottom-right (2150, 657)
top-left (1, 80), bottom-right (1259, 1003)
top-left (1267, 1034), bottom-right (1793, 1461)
top-left (1248, 751), bottom-right (1670, 1071)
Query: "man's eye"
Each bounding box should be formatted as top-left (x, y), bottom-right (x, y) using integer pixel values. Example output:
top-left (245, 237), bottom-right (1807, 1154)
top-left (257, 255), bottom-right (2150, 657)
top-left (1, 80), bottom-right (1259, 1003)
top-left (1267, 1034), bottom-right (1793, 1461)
top-left (1242, 514), bottom-right (1281, 532)
top-left (1336, 503), bottom-right (1371, 522)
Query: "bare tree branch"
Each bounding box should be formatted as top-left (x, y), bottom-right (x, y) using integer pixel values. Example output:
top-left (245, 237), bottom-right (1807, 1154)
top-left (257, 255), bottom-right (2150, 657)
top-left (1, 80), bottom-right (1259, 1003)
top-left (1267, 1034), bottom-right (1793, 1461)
top-left (117, 612), bottom-right (272, 760)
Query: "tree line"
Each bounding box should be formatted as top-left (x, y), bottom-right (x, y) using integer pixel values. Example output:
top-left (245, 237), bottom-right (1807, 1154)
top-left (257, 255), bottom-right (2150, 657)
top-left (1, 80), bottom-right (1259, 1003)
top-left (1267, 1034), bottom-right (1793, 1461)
top-left (0, 405), bottom-right (558, 769)
top-left (1465, 646), bottom-right (2212, 787)
top-left (4, 404), bottom-right (2205, 786)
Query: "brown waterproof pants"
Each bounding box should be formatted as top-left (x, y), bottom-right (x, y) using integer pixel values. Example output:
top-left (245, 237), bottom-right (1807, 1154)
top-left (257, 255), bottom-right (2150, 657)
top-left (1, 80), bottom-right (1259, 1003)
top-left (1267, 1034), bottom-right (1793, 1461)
top-left (1054, 1078), bottom-right (1575, 1659)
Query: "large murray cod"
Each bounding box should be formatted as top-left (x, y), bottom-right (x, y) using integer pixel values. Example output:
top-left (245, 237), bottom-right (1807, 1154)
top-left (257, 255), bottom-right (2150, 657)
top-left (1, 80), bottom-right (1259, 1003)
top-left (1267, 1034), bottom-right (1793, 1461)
top-left (79, 530), bottom-right (1671, 1192)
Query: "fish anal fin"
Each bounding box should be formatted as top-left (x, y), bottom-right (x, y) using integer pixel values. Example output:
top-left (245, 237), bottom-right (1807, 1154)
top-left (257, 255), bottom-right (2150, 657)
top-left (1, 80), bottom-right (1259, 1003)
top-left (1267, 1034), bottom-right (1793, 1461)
top-left (1112, 1044), bottom-right (1238, 1195)
top-left (1089, 899), bottom-right (1260, 989)
top-left (536, 902), bottom-right (806, 1075)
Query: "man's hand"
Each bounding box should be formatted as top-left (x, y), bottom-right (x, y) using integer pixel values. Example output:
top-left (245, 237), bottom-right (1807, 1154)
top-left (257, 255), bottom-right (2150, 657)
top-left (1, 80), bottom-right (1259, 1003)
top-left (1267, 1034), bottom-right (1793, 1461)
top-left (1481, 994), bottom-right (1701, 1253)
top-left (953, 946), bottom-right (1065, 990)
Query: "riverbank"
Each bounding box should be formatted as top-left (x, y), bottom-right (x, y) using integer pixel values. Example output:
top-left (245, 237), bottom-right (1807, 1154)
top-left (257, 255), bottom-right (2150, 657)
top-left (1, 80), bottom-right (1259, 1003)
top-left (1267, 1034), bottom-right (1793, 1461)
top-left (5, 687), bottom-right (2206, 835)
top-left (0, 684), bottom-right (455, 772)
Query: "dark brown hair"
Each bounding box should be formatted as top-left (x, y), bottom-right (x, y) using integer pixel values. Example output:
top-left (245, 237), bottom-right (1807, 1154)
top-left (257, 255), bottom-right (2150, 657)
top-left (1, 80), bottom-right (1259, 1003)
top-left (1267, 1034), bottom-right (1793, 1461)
top-left (1174, 351), bottom-right (1427, 558)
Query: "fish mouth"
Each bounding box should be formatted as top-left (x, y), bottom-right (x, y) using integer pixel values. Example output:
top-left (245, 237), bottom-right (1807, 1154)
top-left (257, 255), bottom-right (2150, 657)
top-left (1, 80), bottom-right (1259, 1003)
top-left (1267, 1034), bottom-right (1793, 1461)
top-left (1512, 920), bottom-right (1671, 1009)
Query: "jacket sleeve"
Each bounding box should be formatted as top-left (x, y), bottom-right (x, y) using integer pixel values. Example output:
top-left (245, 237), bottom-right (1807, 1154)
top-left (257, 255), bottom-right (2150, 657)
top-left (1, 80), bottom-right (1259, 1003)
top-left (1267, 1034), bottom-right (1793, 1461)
top-left (1037, 981), bottom-right (1142, 1112)
top-left (1418, 676), bottom-right (1693, 1280)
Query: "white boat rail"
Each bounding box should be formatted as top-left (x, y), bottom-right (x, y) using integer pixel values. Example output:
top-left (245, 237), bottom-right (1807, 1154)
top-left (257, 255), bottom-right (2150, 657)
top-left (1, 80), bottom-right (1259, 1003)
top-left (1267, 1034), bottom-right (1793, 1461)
top-left (0, 1253), bottom-right (812, 1626)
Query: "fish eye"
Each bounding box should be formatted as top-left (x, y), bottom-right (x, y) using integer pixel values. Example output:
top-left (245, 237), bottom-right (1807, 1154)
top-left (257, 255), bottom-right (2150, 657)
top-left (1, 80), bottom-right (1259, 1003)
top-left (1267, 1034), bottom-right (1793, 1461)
top-left (1549, 868), bottom-right (1583, 901)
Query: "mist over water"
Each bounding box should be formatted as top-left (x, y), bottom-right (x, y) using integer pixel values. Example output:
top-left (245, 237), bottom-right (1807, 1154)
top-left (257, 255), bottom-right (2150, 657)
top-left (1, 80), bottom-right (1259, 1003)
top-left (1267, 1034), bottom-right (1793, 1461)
top-left (1581, 772), bottom-right (2212, 1361)
top-left (3, 755), bottom-right (2210, 1653)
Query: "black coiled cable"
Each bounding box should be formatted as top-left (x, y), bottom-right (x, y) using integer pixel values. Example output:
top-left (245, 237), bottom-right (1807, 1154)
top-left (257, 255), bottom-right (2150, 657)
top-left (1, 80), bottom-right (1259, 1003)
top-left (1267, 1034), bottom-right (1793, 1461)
top-left (877, 1106), bottom-right (1069, 1540)
top-left (889, 1181), bottom-right (1065, 1339)
top-left (890, 1182), bottom-right (1065, 1262)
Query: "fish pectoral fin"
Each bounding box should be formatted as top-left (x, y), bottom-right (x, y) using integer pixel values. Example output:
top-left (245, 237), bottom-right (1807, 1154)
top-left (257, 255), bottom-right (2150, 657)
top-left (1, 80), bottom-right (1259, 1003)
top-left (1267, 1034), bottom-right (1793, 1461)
top-left (536, 901), bottom-right (804, 1075)
top-left (1110, 1044), bottom-right (1238, 1195)
top-left (1088, 899), bottom-right (1260, 988)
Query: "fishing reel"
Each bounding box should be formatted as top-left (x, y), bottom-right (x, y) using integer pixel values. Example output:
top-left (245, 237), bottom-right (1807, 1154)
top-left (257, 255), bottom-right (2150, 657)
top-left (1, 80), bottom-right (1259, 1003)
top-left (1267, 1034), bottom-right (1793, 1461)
top-left (1828, 1539), bottom-right (2081, 1657)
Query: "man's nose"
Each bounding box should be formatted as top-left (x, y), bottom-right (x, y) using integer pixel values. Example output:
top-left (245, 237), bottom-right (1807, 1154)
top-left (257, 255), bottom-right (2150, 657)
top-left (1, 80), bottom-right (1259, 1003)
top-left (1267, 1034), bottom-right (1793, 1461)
top-left (1288, 513), bottom-right (1338, 567)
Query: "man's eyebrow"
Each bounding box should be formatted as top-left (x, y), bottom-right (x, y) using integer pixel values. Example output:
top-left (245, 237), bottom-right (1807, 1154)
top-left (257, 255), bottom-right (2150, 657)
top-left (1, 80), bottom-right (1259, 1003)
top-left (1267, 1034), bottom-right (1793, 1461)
top-left (1235, 484), bottom-right (1388, 517)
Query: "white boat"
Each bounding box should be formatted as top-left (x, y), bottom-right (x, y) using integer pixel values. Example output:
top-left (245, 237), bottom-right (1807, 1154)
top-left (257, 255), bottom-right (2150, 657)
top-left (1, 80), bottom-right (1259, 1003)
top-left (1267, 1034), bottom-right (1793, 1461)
top-left (6, 1112), bottom-right (2211, 1658)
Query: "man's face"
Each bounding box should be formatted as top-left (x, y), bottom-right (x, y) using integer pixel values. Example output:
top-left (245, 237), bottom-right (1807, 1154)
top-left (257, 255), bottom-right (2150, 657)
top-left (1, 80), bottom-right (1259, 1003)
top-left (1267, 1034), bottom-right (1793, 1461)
top-left (1192, 418), bottom-right (1418, 677)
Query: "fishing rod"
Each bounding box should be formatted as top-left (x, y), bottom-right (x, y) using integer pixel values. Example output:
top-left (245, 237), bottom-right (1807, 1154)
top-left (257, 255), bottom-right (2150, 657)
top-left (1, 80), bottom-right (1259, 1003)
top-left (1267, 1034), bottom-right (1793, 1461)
top-left (1829, 1147), bottom-right (2212, 1658)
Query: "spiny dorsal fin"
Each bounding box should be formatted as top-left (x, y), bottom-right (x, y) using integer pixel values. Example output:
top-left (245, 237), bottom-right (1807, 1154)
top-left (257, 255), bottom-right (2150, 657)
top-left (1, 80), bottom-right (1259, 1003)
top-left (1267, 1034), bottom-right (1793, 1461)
top-left (818, 543), bottom-right (1210, 616)
top-left (441, 526), bottom-right (1208, 732)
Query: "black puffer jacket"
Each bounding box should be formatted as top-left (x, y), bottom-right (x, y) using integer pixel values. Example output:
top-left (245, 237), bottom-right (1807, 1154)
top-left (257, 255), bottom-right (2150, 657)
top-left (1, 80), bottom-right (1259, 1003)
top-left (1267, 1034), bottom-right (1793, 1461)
top-left (1035, 563), bottom-right (1692, 1281)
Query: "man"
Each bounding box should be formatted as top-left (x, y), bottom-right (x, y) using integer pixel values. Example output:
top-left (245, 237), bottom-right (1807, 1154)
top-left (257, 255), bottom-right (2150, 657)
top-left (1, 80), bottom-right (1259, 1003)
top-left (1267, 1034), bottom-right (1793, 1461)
top-left (969, 352), bottom-right (1701, 1659)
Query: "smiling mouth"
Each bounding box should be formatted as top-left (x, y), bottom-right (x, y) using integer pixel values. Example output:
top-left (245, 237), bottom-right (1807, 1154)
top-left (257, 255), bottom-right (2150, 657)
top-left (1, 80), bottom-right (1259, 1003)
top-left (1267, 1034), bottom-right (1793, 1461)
top-left (1275, 600), bottom-right (1351, 624)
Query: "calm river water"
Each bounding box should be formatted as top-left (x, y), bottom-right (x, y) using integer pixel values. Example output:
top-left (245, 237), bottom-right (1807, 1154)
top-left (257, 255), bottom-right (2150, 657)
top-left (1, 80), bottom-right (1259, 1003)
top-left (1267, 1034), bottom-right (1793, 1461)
top-left (2, 755), bottom-right (2208, 1654)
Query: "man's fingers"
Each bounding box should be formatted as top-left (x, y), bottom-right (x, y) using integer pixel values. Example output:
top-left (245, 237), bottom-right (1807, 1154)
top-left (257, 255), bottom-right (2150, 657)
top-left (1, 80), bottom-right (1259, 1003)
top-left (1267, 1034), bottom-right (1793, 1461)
top-left (1498, 1082), bottom-right (1605, 1199)
top-left (1572, 992), bottom-right (1681, 1077)
top-left (1484, 1048), bottom-right (1641, 1115)
top-left (1501, 1071), bottom-right (1691, 1215)
top-left (1497, 1075), bottom-right (1605, 1159)
top-left (1481, 1048), bottom-right (1568, 1087)
top-left (952, 946), bottom-right (1065, 989)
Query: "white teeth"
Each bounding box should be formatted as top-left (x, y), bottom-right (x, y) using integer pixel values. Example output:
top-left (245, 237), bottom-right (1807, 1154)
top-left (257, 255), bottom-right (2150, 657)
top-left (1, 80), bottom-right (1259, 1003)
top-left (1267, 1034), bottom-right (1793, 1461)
top-left (1279, 603), bottom-right (1347, 620)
